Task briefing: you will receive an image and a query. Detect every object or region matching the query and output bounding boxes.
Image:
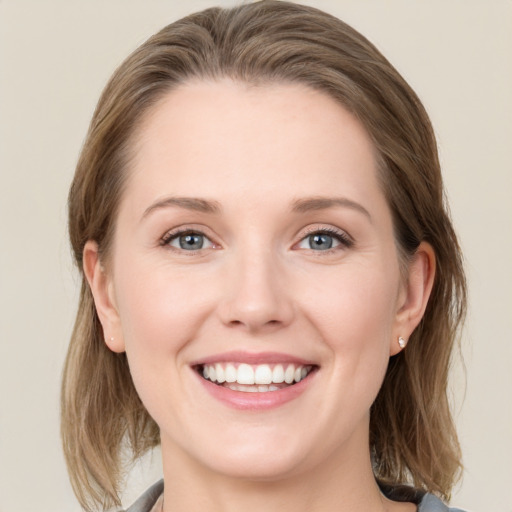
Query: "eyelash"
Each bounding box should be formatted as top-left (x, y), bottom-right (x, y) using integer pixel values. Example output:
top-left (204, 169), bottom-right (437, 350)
top-left (160, 227), bottom-right (215, 252)
top-left (160, 226), bottom-right (354, 253)
top-left (298, 226), bottom-right (354, 252)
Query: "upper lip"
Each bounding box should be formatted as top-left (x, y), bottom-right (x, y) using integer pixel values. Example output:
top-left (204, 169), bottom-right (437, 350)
top-left (189, 350), bottom-right (317, 367)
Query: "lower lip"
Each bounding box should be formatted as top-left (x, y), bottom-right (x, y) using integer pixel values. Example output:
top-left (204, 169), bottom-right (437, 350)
top-left (195, 370), bottom-right (316, 410)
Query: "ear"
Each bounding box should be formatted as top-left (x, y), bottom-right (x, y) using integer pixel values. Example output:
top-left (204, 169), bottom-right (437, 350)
top-left (390, 242), bottom-right (436, 356)
top-left (83, 240), bottom-right (126, 353)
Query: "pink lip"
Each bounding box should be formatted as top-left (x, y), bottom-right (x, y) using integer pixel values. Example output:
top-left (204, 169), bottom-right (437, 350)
top-left (192, 365), bottom-right (318, 412)
top-left (190, 350), bottom-right (316, 366)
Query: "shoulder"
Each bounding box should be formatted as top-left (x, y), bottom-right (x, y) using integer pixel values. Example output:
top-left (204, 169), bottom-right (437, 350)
top-left (122, 480), bottom-right (468, 512)
top-left (418, 493), bottom-right (467, 512)
top-left (124, 480), bottom-right (164, 512)
top-left (379, 483), bottom-right (466, 512)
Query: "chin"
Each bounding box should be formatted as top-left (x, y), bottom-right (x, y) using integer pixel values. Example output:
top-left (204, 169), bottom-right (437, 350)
top-left (167, 424), bottom-right (313, 481)
top-left (203, 448), bottom-right (308, 481)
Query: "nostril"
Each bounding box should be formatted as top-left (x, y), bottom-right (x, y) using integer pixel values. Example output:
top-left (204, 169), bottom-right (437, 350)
top-left (227, 318), bottom-right (283, 331)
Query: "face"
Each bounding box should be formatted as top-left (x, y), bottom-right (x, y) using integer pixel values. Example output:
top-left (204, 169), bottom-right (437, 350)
top-left (87, 80), bottom-right (428, 482)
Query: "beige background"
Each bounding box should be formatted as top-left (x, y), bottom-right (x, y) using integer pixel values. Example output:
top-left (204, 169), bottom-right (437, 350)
top-left (1, 1), bottom-right (511, 511)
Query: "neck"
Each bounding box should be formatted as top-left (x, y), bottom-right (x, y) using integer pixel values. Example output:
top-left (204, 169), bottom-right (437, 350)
top-left (160, 432), bottom-right (391, 512)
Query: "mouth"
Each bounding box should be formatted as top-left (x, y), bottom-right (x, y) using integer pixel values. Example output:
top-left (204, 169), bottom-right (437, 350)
top-left (194, 362), bottom-right (317, 393)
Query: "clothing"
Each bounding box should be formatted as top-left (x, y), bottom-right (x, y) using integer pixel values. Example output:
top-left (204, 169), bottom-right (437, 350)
top-left (124, 480), bottom-right (466, 512)
top-left (125, 480), bottom-right (163, 512)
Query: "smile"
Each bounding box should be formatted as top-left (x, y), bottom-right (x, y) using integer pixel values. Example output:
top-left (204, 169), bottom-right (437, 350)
top-left (197, 362), bottom-right (315, 393)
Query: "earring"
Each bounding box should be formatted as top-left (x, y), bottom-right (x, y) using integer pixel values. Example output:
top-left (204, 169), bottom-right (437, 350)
top-left (398, 336), bottom-right (407, 349)
top-left (109, 336), bottom-right (115, 342)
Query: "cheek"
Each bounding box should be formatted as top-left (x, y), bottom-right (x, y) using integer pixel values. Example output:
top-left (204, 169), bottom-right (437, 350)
top-left (111, 260), bottom-right (207, 425)
top-left (305, 261), bottom-right (398, 340)
top-left (303, 263), bottom-right (398, 388)
top-left (112, 258), bottom-right (209, 371)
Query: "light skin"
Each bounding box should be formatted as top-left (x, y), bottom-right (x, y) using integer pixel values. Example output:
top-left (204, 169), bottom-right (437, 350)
top-left (84, 80), bottom-right (434, 512)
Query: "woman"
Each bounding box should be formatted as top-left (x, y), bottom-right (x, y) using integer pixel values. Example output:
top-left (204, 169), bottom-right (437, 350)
top-left (61, 2), bottom-right (467, 511)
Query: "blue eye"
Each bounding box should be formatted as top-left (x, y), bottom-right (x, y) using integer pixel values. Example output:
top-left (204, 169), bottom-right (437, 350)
top-left (164, 231), bottom-right (214, 251)
top-left (297, 229), bottom-right (352, 251)
top-left (308, 233), bottom-right (336, 250)
top-left (177, 233), bottom-right (204, 250)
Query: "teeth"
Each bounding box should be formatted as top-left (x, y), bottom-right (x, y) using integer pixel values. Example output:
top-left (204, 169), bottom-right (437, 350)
top-left (237, 363), bottom-right (254, 384)
top-left (215, 364), bottom-right (225, 383)
top-left (254, 364), bottom-right (272, 384)
top-left (202, 362), bottom-right (312, 387)
top-left (225, 364), bottom-right (237, 383)
top-left (272, 364), bottom-right (285, 383)
top-left (284, 365), bottom-right (295, 384)
top-left (224, 383), bottom-right (281, 393)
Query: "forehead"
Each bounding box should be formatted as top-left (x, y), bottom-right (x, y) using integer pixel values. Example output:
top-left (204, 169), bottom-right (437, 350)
top-left (124, 79), bottom-right (383, 213)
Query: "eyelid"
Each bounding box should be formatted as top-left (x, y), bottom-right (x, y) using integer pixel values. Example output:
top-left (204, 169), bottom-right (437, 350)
top-left (158, 223), bottom-right (353, 252)
top-left (160, 225), bottom-right (220, 251)
top-left (294, 225), bottom-right (354, 250)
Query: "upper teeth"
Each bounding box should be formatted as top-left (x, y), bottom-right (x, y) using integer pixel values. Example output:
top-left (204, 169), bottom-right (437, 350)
top-left (202, 363), bottom-right (311, 385)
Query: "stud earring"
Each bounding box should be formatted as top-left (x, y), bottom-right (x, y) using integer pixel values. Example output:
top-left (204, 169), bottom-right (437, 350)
top-left (398, 336), bottom-right (407, 349)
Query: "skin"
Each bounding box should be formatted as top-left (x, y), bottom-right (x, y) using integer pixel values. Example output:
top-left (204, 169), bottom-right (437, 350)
top-left (84, 80), bottom-right (434, 512)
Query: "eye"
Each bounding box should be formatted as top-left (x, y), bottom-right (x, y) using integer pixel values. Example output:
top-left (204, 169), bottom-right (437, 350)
top-left (311, 233), bottom-right (336, 250)
top-left (163, 230), bottom-right (215, 251)
top-left (296, 229), bottom-right (353, 251)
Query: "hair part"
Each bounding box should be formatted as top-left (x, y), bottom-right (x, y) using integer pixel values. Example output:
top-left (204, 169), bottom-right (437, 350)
top-left (63, 2), bottom-right (466, 510)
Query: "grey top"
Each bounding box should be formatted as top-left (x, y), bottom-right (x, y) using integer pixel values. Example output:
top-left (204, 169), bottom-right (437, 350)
top-left (125, 480), bottom-right (466, 512)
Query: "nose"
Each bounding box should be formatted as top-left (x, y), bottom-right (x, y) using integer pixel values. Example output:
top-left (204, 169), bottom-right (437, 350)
top-left (217, 248), bottom-right (295, 334)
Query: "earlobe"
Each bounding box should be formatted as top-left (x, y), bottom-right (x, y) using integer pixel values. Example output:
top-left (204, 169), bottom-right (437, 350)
top-left (390, 242), bottom-right (436, 356)
top-left (83, 240), bottom-right (126, 353)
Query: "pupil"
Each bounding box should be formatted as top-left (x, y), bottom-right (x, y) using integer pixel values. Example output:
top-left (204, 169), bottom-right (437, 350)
top-left (310, 234), bottom-right (333, 250)
top-left (180, 234), bottom-right (203, 250)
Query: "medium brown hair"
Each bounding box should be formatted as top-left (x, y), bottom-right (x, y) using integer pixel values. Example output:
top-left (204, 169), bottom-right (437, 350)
top-left (62, 2), bottom-right (466, 510)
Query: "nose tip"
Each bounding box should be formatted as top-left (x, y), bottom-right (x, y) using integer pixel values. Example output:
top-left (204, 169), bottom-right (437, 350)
top-left (225, 311), bottom-right (287, 333)
top-left (217, 258), bottom-right (294, 333)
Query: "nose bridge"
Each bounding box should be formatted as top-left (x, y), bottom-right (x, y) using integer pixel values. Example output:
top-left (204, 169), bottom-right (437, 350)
top-left (219, 240), bottom-right (294, 331)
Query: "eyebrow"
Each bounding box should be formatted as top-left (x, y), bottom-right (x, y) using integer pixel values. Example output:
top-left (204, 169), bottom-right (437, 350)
top-left (291, 196), bottom-right (372, 222)
top-left (141, 195), bottom-right (371, 222)
top-left (142, 196), bottom-right (221, 220)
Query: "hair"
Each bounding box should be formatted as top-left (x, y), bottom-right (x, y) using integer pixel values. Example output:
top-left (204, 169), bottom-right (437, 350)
top-left (62, 1), bottom-right (467, 510)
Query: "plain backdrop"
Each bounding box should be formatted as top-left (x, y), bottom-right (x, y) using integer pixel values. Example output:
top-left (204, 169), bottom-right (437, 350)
top-left (0, 1), bottom-right (511, 511)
